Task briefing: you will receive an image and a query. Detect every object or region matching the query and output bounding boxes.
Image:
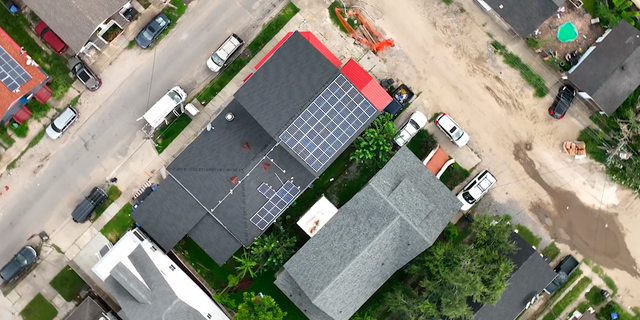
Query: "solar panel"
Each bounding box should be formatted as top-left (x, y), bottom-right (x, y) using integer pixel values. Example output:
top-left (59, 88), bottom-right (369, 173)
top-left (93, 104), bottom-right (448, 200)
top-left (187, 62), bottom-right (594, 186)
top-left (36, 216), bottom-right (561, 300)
top-left (0, 47), bottom-right (31, 92)
top-left (257, 182), bottom-right (276, 199)
top-left (250, 181), bottom-right (300, 230)
top-left (280, 74), bottom-right (378, 172)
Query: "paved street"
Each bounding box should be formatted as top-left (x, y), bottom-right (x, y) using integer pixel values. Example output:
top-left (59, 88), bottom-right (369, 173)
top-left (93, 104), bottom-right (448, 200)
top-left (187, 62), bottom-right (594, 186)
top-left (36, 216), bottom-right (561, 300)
top-left (0, 0), bottom-right (283, 265)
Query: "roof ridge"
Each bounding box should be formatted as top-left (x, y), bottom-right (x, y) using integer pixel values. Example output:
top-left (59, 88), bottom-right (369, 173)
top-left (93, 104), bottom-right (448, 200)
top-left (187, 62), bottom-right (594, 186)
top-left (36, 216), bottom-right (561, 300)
top-left (170, 167), bottom-right (245, 172)
top-left (593, 27), bottom-right (640, 95)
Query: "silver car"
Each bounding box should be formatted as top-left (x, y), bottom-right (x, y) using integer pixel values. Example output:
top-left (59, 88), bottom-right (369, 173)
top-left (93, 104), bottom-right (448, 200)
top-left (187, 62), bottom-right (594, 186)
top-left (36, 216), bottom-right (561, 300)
top-left (46, 106), bottom-right (79, 139)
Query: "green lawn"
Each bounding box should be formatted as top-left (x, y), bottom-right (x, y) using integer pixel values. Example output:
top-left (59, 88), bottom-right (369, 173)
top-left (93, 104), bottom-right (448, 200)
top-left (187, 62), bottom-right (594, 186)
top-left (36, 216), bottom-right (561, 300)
top-left (407, 129), bottom-right (438, 160)
top-left (101, 204), bottom-right (135, 243)
top-left (439, 162), bottom-right (470, 190)
top-left (541, 242), bottom-right (560, 260)
top-left (0, 125), bottom-right (15, 147)
top-left (0, 9), bottom-right (73, 98)
top-left (515, 224), bottom-right (542, 247)
top-left (93, 185), bottom-right (123, 220)
top-left (154, 113), bottom-right (192, 153)
top-left (20, 294), bottom-right (58, 320)
top-left (49, 266), bottom-right (85, 302)
top-left (195, 2), bottom-right (299, 104)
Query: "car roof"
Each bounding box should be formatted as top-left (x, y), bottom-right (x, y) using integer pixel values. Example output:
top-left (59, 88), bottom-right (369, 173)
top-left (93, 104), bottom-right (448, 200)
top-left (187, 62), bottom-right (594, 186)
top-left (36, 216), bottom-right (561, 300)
top-left (36, 23), bottom-right (67, 51)
top-left (53, 107), bottom-right (77, 128)
top-left (437, 114), bottom-right (459, 131)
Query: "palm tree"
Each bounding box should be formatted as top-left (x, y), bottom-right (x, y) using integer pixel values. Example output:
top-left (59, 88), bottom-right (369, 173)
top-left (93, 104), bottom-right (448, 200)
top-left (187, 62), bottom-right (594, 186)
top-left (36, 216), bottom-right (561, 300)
top-left (234, 251), bottom-right (257, 279)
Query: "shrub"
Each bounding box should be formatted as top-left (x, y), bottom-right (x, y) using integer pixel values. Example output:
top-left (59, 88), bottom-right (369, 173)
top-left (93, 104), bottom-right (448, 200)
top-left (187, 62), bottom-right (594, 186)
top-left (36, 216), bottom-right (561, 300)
top-left (10, 121), bottom-right (28, 138)
top-left (439, 162), bottom-right (470, 190)
top-left (443, 222), bottom-right (458, 240)
top-left (27, 100), bottom-right (51, 119)
top-left (541, 242), bottom-right (560, 260)
top-left (585, 286), bottom-right (607, 306)
top-left (407, 129), bottom-right (438, 160)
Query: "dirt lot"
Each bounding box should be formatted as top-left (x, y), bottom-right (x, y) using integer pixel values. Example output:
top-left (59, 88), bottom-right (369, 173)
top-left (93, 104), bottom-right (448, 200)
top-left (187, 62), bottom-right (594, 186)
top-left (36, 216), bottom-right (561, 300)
top-left (335, 0), bottom-right (640, 308)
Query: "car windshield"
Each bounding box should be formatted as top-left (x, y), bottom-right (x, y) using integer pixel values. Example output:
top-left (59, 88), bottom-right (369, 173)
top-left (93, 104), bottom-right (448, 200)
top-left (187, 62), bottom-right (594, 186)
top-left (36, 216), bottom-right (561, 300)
top-left (462, 191), bottom-right (476, 204)
top-left (15, 254), bottom-right (28, 267)
top-left (450, 127), bottom-right (464, 140)
top-left (168, 91), bottom-right (183, 104)
top-left (142, 28), bottom-right (155, 40)
top-left (51, 122), bottom-right (63, 133)
top-left (409, 119), bottom-right (420, 131)
top-left (210, 53), bottom-right (225, 66)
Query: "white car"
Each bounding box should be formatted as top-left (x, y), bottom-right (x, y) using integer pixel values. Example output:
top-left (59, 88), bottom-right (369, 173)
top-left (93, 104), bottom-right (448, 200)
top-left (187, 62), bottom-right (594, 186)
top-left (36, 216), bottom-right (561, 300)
top-left (457, 169), bottom-right (497, 211)
top-left (207, 34), bottom-right (243, 72)
top-left (434, 113), bottom-right (469, 147)
top-left (394, 111), bottom-right (428, 146)
top-left (46, 106), bottom-right (79, 140)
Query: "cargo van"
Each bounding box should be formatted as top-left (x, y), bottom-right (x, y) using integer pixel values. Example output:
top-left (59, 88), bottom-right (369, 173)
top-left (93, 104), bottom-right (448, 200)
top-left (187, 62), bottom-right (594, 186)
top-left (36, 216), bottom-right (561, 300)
top-left (207, 34), bottom-right (243, 72)
top-left (137, 86), bottom-right (187, 134)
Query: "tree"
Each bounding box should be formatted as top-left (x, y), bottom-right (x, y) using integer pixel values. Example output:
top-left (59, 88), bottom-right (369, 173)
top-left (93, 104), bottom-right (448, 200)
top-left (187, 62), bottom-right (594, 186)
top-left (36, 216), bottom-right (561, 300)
top-left (249, 223), bottom-right (297, 275)
top-left (234, 292), bottom-right (286, 320)
top-left (595, 0), bottom-right (640, 27)
top-left (350, 113), bottom-right (398, 168)
top-left (233, 251), bottom-right (258, 279)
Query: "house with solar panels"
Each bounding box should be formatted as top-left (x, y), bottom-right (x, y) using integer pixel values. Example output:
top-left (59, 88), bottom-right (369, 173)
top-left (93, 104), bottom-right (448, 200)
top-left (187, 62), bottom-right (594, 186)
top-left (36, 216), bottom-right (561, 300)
top-left (0, 27), bottom-right (51, 127)
top-left (132, 31), bottom-right (393, 265)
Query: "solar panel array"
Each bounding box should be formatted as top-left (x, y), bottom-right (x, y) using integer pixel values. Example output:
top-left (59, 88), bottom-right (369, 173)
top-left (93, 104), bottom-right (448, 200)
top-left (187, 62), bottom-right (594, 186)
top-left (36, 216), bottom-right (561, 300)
top-left (250, 181), bottom-right (300, 230)
top-left (257, 182), bottom-right (275, 199)
top-left (0, 47), bottom-right (31, 92)
top-left (280, 74), bottom-right (378, 172)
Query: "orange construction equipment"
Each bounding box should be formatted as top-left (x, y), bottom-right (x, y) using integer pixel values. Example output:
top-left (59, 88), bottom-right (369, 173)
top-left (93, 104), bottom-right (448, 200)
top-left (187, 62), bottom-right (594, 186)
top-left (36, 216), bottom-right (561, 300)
top-left (334, 7), bottom-right (394, 53)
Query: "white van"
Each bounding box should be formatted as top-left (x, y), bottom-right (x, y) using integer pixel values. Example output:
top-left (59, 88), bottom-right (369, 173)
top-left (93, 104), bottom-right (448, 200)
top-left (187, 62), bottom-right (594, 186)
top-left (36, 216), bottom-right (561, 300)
top-left (138, 86), bottom-right (187, 130)
top-left (207, 34), bottom-right (243, 72)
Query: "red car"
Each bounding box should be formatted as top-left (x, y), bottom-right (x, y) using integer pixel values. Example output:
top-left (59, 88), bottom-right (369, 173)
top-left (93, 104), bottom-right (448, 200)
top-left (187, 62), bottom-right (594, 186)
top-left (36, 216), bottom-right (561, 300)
top-left (34, 22), bottom-right (68, 54)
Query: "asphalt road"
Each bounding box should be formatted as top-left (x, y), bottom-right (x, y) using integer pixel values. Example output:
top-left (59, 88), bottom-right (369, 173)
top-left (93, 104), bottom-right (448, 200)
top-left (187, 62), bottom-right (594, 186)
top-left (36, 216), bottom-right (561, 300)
top-left (0, 0), bottom-right (283, 265)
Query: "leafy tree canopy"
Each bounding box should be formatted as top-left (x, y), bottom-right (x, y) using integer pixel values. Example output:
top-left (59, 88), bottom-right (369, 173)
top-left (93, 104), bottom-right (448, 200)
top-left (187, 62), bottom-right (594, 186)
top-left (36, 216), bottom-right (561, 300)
top-left (250, 223), bottom-right (297, 275)
top-left (350, 113), bottom-right (398, 168)
top-left (234, 292), bottom-right (286, 320)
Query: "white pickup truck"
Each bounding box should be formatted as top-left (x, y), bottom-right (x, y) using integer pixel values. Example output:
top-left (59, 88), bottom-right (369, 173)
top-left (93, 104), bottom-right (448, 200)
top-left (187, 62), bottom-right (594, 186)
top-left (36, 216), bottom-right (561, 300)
top-left (207, 34), bottom-right (243, 72)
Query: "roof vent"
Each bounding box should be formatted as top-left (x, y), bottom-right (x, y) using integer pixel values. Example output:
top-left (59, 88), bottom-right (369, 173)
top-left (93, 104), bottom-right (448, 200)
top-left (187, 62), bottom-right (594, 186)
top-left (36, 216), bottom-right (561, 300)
top-left (225, 112), bottom-right (235, 121)
top-left (262, 162), bottom-right (271, 171)
top-left (229, 176), bottom-right (238, 185)
top-left (242, 142), bottom-right (251, 151)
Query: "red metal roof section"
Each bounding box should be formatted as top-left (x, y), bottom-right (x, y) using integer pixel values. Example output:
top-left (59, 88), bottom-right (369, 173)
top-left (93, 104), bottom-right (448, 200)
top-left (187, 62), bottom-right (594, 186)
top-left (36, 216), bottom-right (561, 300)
top-left (12, 105), bottom-right (32, 124)
top-left (254, 31), bottom-right (341, 70)
top-left (340, 59), bottom-right (392, 111)
top-left (35, 85), bottom-right (52, 103)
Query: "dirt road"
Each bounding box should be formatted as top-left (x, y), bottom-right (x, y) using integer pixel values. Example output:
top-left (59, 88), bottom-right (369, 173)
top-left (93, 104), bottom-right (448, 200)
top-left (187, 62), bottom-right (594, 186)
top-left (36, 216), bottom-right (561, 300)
top-left (353, 0), bottom-right (640, 307)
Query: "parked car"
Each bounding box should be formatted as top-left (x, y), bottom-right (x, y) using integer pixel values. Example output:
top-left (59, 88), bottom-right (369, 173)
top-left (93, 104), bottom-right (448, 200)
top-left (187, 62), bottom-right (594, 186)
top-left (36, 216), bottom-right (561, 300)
top-left (207, 34), bottom-right (243, 72)
top-left (71, 187), bottom-right (108, 223)
top-left (34, 21), bottom-right (68, 54)
top-left (46, 106), bottom-right (79, 139)
top-left (0, 246), bottom-right (38, 282)
top-left (545, 255), bottom-right (580, 294)
top-left (434, 113), bottom-right (470, 147)
top-left (394, 111), bottom-right (428, 146)
top-left (457, 169), bottom-right (497, 211)
top-left (548, 85), bottom-right (576, 119)
top-left (68, 57), bottom-right (101, 91)
top-left (135, 13), bottom-right (170, 48)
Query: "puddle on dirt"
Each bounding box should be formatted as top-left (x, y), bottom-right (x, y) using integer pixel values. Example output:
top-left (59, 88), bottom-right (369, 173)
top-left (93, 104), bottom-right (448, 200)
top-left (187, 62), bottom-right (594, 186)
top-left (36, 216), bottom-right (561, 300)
top-left (513, 143), bottom-right (639, 276)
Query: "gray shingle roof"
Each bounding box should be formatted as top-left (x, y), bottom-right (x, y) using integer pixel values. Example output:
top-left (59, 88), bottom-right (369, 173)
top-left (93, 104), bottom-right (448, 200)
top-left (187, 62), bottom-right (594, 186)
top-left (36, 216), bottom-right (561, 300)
top-left (568, 21), bottom-right (640, 115)
top-left (23, 0), bottom-right (128, 53)
top-left (103, 247), bottom-right (205, 320)
top-left (64, 298), bottom-right (105, 320)
top-left (481, 0), bottom-right (559, 37)
top-left (275, 148), bottom-right (461, 320)
top-left (473, 233), bottom-right (557, 320)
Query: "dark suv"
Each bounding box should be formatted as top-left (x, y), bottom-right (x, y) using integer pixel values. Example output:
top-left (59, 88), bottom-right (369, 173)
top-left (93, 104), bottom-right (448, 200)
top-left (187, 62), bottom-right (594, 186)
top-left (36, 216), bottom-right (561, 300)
top-left (0, 246), bottom-right (38, 282)
top-left (68, 58), bottom-right (101, 91)
top-left (72, 187), bottom-right (108, 223)
top-left (548, 85), bottom-right (576, 119)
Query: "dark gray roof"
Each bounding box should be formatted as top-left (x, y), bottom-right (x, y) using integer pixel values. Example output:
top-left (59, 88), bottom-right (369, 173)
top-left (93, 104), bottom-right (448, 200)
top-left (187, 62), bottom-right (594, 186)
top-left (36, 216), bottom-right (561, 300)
top-left (473, 233), bottom-right (557, 320)
top-left (103, 247), bottom-right (205, 320)
top-left (64, 298), bottom-right (105, 320)
top-left (23, 0), bottom-right (128, 53)
top-left (275, 148), bottom-right (461, 320)
top-left (133, 99), bottom-right (315, 265)
top-left (568, 21), bottom-right (640, 115)
top-left (481, 0), bottom-right (559, 37)
top-left (235, 31), bottom-right (341, 138)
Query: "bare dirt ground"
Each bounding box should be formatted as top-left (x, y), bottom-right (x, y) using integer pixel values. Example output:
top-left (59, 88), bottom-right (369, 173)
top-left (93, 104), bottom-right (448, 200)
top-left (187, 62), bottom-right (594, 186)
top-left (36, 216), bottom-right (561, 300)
top-left (328, 0), bottom-right (640, 308)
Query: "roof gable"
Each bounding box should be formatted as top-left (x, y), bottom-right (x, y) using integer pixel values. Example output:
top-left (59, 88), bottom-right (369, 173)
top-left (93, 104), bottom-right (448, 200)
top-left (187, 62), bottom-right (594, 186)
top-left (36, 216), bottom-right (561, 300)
top-left (340, 59), bottom-right (391, 111)
top-left (481, 0), bottom-right (559, 37)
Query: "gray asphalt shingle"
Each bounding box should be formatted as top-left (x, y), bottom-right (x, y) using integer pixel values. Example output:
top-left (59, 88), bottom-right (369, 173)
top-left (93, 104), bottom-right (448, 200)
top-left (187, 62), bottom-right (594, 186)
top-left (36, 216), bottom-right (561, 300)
top-left (480, 0), bottom-right (559, 37)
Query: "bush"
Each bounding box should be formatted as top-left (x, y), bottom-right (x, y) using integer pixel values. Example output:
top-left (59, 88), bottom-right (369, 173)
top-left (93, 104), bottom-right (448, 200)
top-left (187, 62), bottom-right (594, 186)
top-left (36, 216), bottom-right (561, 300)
top-left (407, 130), bottom-right (438, 160)
top-left (27, 100), bottom-right (51, 119)
top-left (515, 224), bottom-right (542, 247)
top-left (585, 286), bottom-right (607, 306)
top-left (328, 1), bottom-right (359, 33)
top-left (443, 222), bottom-right (458, 240)
top-left (10, 121), bottom-right (28, 138)
top-left (439, 162), bottom-right (470, 190)
top-left (578, 128), bottom-right (608, 163)
top-left (541, 242), bottom-right (560, 260)
top-left (543, 277), bottom-right (591, 320)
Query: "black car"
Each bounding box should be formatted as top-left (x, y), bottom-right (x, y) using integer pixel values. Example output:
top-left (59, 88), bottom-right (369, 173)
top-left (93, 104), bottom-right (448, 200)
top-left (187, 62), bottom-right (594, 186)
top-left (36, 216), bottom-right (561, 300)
top-left (0, 246), bottom-right (38, 282)
top-left (68, 57), bottom-right (101, 91)
top-left (72, 187), bottom-right (108, 223)
top-left (135, 13), bottom-right (170, 48)
top-left (548, 85), bottom-right (576, 119)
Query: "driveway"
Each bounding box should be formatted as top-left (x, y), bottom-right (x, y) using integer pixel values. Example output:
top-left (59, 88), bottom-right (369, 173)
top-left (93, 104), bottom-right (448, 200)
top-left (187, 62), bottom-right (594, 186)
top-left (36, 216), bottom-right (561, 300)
top-left (0, 0), bottom-right (284, 267)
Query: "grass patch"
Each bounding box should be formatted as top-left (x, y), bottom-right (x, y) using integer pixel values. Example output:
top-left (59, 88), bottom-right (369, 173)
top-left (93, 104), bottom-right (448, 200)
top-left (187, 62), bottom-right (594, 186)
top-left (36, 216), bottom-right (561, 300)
top-left (101, 204), bottom-right (135, 243)
top-left (550, 269), bottom-right (584, 302)
top-left (407, 129), bottom-right (438, 160)
top-left (154, 113), bottom-right (192, 153)
top-left (443, 0), bottom-right (453, 4)
top-left (581, 0), bottom-right (597, 15)
top-left (93, 185), bottom-right (122, 219)
top-left (515, 224), bottom-right (542, 247)
top-left (20, 294), bottom-right (58, 320)
top-left (577, 128), bottom-right (608, 163)
top-left (195, 2), bottom-right (299, 104)
top-left (491, 41), bottom-right (548, 97)
top-left (70, 94), bottom-right (82, 106)
top-left (0, 9), bottom-right (73, 99)
top-left (28, 129), bottom-right (46, 149)
top-left (0, 125), bottom-right (15, 147)
top-left (51, 244), bottom-right (64, 254)
top-left (597, 302), bottom-right (640, 320)
top-left (439, 162), bottom-right (470, 190)
top-left (49, 266), bottom-right (85, 302)
top-left (328, 1), bottom-right (359, 33)
top-left (576, 301), bottom-right (591, 313)
top-left (10, 121), bottom-right (28, 138)
top-left (541, 242), bottom-right (560, 260)
top-left (128, 40), bottom-right (136, 49)
top-left (27, 100), bottom-right (51, 119)
top-left (585, 285), bottom-right (607, 306)
top-left (543, 277), bottom-right (591, 320)
top-left (591, 264), bottom-right (618, 296)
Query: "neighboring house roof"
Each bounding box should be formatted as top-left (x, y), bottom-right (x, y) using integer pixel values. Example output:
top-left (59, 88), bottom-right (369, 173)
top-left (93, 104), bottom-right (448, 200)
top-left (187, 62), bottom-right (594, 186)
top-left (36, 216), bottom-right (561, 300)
top-left (92, 230), bottom-right (229, 320)
top-left (64, 297), bottom-right (105, 320)
top-left (23, 0), bottom-right (128, 52)
top-left (568, 21), bottom-right (640, 115)
top-left (341, 59), bottom-right (392, 111)
top-left (0, 27), bottom-right (48, 122)
top-left (275, 148), bottom-right (461, 320)
top-left (472, 233), bottom-right (557, 320)
top-left (480, 0), bottom-right (559, 37)
top-left (133, 31), bottom-right (390, 265)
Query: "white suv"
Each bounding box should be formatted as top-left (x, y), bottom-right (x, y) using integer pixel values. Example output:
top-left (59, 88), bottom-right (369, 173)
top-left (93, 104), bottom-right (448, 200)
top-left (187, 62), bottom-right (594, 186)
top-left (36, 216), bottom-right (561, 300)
top-left (457, 169), bottom-right (496, 211)
top-left (46, 106), bottom-right (79, 140)
top-left (435, 113), bottom-right (469, 147)
top-left (207, 34), bottom-right (243, 72)
top-left (395, 111), bottom-right (428, 146)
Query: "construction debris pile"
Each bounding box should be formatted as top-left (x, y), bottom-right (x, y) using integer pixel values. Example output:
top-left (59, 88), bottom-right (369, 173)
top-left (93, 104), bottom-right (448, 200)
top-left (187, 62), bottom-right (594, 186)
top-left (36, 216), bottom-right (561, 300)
top-left (563, 141), bottom-right (586, 159)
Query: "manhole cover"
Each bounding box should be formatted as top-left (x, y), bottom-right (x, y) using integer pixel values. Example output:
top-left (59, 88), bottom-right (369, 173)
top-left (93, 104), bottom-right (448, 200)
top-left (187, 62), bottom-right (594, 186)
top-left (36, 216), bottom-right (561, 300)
top-left (524, 142), bottom-right (533, 151)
